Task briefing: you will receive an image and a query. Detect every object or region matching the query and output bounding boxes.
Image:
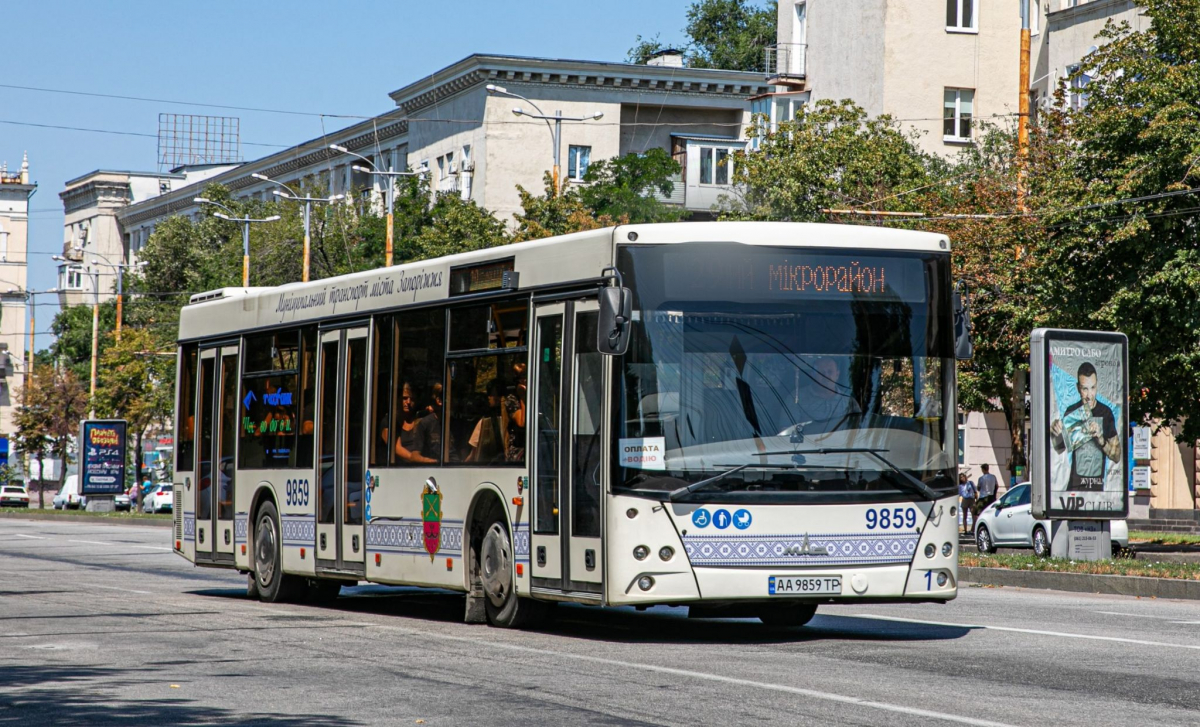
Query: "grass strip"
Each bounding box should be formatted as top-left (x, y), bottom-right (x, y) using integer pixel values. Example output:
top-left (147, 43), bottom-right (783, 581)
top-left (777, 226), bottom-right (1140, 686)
top-left (1129, 530), bottom-right (1200, 545)
top-left (0, 507), bottom-right (170, 520)
top-left (961, 552), bottom-right (1200, 580)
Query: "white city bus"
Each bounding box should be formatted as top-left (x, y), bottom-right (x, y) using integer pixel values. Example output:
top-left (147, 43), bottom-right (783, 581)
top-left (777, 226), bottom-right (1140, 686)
top-left (172, 221), bottom-right (966, 627)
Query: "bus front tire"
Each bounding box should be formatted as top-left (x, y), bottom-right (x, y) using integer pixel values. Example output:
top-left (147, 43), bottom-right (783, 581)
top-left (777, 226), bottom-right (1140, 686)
top-left (253, 501), bottom-right (301, 603)
top-left (480, 520), bottom-right (548, 628)
top-left (758, 603), bottom-right (818, 627)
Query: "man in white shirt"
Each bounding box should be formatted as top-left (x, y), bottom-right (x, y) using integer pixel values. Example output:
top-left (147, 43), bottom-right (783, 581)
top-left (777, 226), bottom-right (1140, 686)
top-left (975, 464), bottom-right (999, 522)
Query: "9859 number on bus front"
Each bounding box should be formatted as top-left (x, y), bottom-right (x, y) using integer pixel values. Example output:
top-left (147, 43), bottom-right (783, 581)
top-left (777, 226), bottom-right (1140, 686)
top-left (865, 507), bottom-right (918, 530)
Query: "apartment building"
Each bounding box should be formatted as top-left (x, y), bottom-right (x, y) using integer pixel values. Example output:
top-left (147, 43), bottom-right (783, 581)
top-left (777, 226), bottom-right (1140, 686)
top-left (60, 53), bottom-right (767, 294)
top-left (0, 154), bottom-right (33, 449)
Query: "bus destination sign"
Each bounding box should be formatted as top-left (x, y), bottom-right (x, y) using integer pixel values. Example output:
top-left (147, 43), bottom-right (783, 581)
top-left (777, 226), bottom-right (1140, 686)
top-left (79, 419), bottom-right (128, 496)
top-left (450, 259), bottom-right (515, 296)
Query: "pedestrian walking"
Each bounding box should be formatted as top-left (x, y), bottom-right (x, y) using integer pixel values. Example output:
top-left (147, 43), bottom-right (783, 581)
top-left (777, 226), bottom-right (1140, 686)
top-left (975, 463), bottom-right (998, 522)
top-left (958, 472), bottom-right (977, 534)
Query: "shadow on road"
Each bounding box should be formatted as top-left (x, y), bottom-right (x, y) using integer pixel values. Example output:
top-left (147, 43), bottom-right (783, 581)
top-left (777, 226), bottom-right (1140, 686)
top-left (0, 665), bottom-right (359, 726)
top-left (189, 584), bottom-right (973, 644)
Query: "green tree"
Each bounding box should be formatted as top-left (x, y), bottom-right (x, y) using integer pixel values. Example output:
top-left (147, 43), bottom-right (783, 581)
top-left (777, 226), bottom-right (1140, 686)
top-left (512, 173), bottom-right (614, 242)
top-left (1031, 0), bottom-right (1200, 438)
top-left (410, 192), bottom-right (510, 259)
top-left (13, 367), bottom-right (88, 506)
top-left (577, 149), bottom-right (685, 223)
top-left (730, 99), bottom-right (939, 221)
top-left (93, 328), bottom-right (175, 510)
top-left (48, 302), bottom-right (117, 382)
top-left (629, 0), bottom-right (777, 71)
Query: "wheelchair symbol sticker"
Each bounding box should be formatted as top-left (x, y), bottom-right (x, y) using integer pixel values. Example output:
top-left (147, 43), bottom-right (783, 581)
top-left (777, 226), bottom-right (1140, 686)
top-left (692, 509), bottom-right (711, 528)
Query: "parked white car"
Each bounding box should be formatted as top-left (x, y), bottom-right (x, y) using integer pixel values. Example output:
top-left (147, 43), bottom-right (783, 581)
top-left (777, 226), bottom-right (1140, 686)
top-left (975, 482), bottom-right (1129, 558)
top-left (52, 475), bottom-right (85, 510)
top-left (142, 484), bottom-right (173, 513)
top-left (0, 485), bottom-right (29, 507)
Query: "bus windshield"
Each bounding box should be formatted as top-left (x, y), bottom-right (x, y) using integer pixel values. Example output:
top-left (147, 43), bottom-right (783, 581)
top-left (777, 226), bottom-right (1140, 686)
top-left (614, 242), bottom-right (957, 504)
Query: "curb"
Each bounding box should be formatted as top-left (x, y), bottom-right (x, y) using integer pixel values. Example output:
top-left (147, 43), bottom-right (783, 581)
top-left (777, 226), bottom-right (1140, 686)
top-left (0, 511), bottom-right (172, 528)
top-left (960, 565), bottom-right (1200, 600)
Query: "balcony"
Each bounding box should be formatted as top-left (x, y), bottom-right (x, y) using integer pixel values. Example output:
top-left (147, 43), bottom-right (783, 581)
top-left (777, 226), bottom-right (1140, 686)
top-left (764, 43), bottom-right (807, 84)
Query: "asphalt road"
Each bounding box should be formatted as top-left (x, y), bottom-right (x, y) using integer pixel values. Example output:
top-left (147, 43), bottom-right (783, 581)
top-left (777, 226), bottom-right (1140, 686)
top-left (3, 519), bottom-right (1200, 726)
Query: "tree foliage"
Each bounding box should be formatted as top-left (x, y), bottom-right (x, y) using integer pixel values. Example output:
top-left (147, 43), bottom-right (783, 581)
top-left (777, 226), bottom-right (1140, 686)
top-left (628, 0), bottom-right (777, 71)
top-left (13, 367), bottom-right (88, 506)
top-left (577, 149), bottom-right (685, 223)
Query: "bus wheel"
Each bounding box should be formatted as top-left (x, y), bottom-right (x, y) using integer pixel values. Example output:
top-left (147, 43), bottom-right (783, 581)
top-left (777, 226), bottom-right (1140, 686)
top-left (758, 603), bottom-right (818, 627)
top-left (480, 520), bottom-right (545, 628)
top-left (253, 501), bottom-right (300, 603)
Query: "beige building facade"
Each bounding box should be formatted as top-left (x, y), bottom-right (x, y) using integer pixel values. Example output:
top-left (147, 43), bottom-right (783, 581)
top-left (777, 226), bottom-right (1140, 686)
top-left (79, 54), bottom-right (766, 270)
top-left (0, 154), bottom-right (33, 443)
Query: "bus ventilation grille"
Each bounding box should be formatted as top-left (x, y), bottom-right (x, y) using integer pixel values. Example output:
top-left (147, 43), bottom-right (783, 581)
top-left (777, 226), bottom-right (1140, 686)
top-left (174, 487), bottom-right (183, 541)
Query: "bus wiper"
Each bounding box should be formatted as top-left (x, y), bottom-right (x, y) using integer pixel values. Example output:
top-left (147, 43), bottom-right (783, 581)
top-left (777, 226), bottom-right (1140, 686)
top-left (758, 447), bottom-right (939, 501)
top-left (667, 463), bottom-right (796, 501)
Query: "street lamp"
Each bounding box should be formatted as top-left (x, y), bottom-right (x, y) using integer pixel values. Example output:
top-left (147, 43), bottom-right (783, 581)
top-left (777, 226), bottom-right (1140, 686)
top-left (485, 84), bottom-right (604, 195)
top-left (194, 197), bottom-right (280, 288)
top-left (252, 173), bottom-right (343, 283)
top-left (328, 145), bottom-right (427, 268)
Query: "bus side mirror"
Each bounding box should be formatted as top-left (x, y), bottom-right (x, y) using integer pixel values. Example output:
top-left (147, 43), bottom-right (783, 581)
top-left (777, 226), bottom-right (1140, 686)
top-left (953, 287), bottom-right (973, 361)
top-left (598, 286), bottom-right (632, 356)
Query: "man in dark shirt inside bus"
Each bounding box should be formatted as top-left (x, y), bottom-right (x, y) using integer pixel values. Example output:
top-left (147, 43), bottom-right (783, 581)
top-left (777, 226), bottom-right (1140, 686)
top-left (395, 382), bottom-right (437, 465)
top-left (1050, 362), bottom-right (1121, 491)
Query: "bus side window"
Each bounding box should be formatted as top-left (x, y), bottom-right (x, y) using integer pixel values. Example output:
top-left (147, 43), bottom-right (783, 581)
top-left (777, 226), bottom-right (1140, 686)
top-left (371, 315), bottom-right (394, 467)
top-left (392, 309), bottom-right (446, 467)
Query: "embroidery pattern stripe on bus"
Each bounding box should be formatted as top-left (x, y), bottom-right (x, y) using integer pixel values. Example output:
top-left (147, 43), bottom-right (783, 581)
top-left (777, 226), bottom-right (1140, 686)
top-left (682, 532), bottom-right (919, 567)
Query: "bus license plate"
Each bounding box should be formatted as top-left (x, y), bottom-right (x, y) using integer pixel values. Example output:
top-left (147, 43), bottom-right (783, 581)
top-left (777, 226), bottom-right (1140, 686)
top-left (768, 575), bottom-right (842, 596)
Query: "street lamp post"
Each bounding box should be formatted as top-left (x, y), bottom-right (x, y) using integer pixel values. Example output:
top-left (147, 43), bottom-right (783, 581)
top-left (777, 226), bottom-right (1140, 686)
top-left (328, 145), bottom-right (426, 268)
top-left (195, 198), bottom-right (280, 288)
top-left (485, 84), bottom-right (604, 195)
top-left (250, 173), bottom-right (343, 283)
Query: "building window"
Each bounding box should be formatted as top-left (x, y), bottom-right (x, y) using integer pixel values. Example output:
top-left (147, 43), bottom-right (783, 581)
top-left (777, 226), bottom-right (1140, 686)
top-left (567, 145), bottom-right (591, 181)
top-left (698, 146), bottom-right (734, 185)
top-left (946, 0), bottom-right (977, 31)
top-left (437, 155), bottom-right (446, 180)
top-left (59, 264), bottom-right (84, 290)
top-left (1067, 64), bottom-right (1091, 110)
top-left (943, 88), bottom-right (974, 142)
top-left (0, 225), bottom-right (7, 263)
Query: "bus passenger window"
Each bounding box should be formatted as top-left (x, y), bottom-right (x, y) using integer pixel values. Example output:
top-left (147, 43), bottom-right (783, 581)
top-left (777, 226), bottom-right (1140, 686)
top-left (392, 309), bottom-right (446, 466)
top-left (371, 316), bottom-right (394, 467)
top-left (239, 331), bottom-right (301, 470)
top-left (295, 328), bottom-right (317, 467)
top-left (446, 352), bottom-right (527, 466)
top-left (176, 344), bottom-right (198, 472)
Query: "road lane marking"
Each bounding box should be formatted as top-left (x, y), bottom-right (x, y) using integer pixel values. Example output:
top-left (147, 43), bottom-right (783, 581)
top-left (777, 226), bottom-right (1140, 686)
top-left (80, 583), bottom-right (153, 595)
top-left (13, 534), bottom-right (45, 539)
top-left (1093, 611), bottom-right (1172, 619)
top-left (371, 624), bottom-right (1017, 727)
top-left (854, 614), bottom-right (1200, 651)
top-left (131, 545), bottom-right (172, 551)
top-left (68, 539), bottom-right (113, 546)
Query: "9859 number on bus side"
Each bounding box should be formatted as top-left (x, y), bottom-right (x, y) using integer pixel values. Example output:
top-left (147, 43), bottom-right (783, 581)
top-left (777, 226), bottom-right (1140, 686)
top-left (285, 478), bottom-right (310, 507)
top-left (865, 507), bottom-right (917, 530)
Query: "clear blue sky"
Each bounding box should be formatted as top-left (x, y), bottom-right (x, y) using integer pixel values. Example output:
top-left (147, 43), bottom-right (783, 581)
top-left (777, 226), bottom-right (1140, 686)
top-left (2, 0), bottom-right (694, 352)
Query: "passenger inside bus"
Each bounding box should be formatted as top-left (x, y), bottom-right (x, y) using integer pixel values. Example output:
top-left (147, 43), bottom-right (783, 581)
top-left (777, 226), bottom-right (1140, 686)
top-left (395, 382), bottom-right (437, 465)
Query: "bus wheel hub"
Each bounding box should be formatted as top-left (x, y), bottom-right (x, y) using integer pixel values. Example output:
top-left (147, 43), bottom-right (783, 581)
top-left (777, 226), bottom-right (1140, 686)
top-left (480, 523), bottom-right (512, 607)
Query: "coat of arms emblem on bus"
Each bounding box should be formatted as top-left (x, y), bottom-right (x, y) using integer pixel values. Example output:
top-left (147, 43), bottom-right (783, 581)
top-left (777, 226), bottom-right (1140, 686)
top-left (422, 478), bottom-right (442, 561)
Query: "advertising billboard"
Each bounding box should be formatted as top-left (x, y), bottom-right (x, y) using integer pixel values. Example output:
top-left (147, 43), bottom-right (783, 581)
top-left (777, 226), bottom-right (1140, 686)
top-left (79, 419), bottom-right (128, 496)
top-left (1031, 330), bottom-right (1129, 519)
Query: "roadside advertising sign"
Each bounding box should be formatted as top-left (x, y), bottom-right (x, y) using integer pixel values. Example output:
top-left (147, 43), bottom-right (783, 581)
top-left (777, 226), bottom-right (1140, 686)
top-left (1031, 330), bottom-right (1129, 520)
top-left (78, 419), bottom-right (128, 496)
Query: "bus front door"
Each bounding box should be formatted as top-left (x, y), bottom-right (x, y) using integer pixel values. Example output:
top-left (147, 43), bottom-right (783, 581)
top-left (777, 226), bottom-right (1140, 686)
top-left (315, 326), bottom-right (369, 576)
top-left (530, 300), bottom-right (604, 596)
top-left (197, 344), bottom-right (238, 563)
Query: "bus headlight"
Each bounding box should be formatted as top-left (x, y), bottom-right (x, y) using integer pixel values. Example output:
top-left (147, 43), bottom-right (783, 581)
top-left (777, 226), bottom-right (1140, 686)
top-left (633, 545), bottom-right (650, 561)
top-left (638, 576), bottom-right (655, 591)
top-left (924, 543), bottom-right (936, 559)
top-left (937, 572), bottom-right (949, 587)
top-left (942, 542), bottom-right (953, 557)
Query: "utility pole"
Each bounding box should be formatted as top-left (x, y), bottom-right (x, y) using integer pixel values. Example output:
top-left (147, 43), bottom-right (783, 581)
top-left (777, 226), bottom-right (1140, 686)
top-left (329, 146), bottom-right (425, 267)
top-left (90, 258), bottom-right (144, 341)
top-left (251, 173), bottom-right (341, 283)
top-left (1018, 0), bottom-right (1032, 212)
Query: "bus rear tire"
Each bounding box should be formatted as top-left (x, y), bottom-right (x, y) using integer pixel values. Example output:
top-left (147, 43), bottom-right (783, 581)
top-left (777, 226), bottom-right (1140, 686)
top-left (253, 501), bottom-right (301, 603)
top-left (480, 520), bottom-right (548, 628)
top-left (758, 603), bottom-right (818, 627)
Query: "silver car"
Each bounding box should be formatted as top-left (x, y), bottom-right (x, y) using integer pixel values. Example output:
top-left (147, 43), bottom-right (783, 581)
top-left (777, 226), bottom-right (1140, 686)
top-left (975, 482), bottom-right (1129, 558)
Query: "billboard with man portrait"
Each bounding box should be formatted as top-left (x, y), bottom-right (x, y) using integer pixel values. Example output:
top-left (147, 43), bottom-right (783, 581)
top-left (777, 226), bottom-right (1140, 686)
top-left (1031, 329), bottom-right (1128, 519)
